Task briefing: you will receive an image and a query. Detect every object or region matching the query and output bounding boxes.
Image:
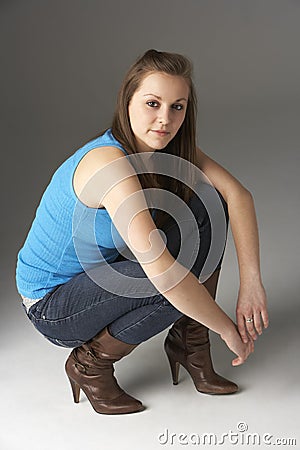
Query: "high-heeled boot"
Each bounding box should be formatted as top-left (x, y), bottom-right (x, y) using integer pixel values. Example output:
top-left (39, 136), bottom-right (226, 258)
top-left (164, 316), bottom-right (238, 394)
top-left (65, 327), bottom-right (145, 414)
top-left (164, 269), bottom-right (238, 394)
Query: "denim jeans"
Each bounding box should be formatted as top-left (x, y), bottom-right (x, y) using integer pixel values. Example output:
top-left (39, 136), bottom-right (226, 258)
top-left (24, 184), bottom-right (229, 347)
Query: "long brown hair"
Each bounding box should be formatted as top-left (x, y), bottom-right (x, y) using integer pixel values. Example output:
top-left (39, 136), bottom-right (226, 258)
top-left (83, 49), bottom-right (198, 227)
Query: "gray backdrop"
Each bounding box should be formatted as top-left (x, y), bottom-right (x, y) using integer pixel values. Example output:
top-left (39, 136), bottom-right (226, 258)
top-left (1, 1), bottom-right (299, 449)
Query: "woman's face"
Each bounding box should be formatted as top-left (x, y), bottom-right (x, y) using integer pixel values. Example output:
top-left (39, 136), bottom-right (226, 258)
top-left (128, 72), bottom-right (189, 153)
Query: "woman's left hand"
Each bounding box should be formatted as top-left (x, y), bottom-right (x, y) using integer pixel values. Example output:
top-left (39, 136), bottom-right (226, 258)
top-left (236, 280), bottom-right (269, 343)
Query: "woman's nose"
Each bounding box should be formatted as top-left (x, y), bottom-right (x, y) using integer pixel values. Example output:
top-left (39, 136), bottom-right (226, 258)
top-left (158, 106), bottom-right (170, 125)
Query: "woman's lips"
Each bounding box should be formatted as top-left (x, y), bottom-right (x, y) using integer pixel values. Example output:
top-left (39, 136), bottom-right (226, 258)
top-left (151, 130), bottom-right (170, 136)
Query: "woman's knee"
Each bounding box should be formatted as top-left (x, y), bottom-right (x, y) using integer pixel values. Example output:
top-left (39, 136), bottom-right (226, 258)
top-left (190, 182), bottom-right (229, 229)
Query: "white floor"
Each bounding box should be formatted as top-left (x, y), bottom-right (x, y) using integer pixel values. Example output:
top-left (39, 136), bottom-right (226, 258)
top-left (1, 266), bottom-right (299, 450)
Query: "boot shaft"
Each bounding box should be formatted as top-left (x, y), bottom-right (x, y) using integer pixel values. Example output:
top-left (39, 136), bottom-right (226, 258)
top-left (85, 328), bottom-right (138, 361)
top-left (168, 316), bottom-right (210, 350)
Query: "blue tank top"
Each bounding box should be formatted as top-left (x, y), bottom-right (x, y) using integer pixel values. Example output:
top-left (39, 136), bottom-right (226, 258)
top-left (16, 129), bottom-right (151, 299)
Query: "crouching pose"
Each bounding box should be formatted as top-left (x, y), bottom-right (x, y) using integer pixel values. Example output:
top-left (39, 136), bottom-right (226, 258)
top-left (16, 49), bottom-right (268, 414)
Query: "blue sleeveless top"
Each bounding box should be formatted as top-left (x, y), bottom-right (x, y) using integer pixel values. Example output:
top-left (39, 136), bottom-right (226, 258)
top-left (16, 129), bottom-right (151, 299)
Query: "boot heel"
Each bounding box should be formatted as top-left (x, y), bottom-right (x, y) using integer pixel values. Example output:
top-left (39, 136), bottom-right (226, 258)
top-left (165, 352), bottom-right (180, 385)
top-left (68, 377), bottom-right (80, 403)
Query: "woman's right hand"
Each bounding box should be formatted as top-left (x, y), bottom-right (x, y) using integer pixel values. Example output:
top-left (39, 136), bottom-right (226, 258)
top-left (221, 324), bottom-right (254, 366)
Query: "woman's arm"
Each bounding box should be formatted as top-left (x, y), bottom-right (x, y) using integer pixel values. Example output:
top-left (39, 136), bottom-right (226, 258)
top-left (196, 147), bottom-right (269, 343)
top-left (75, 146), bottom-right (253, 365)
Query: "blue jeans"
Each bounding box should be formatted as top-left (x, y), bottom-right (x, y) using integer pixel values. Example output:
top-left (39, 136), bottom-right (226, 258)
top-left (24, 185), bottom-right (229, 347)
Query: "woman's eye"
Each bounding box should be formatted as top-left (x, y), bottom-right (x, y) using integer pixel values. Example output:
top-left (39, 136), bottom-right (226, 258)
top-left (146, 101), bottom-right (159, 107)
top-left (173, 104), bottom-right (184, 111)
top-left (146, 101), bottom-right (184, 110)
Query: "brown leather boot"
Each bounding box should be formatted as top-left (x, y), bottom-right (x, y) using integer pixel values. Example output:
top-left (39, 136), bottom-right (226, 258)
top-left (164, 316), bottom-right (238, 394)
top-left (164, 270), bottom-right (238, 394)
top-left (65, 327), bottom-right (145, 414)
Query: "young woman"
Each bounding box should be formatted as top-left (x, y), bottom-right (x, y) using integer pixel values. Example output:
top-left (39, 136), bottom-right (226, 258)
top-left (16, 49), bottom-right (268, 415)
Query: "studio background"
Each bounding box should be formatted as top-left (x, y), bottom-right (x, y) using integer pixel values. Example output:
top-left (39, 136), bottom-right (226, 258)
top-left (1, 1), bottom-right (299, 449)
